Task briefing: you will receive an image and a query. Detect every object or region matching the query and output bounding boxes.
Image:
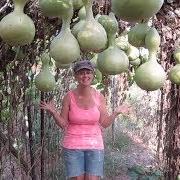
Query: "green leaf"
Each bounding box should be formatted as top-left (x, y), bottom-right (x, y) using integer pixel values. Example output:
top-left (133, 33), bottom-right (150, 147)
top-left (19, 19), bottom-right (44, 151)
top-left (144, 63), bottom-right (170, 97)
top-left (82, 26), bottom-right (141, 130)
top-left (129, 165), bottom-right (146, 175)
top-left (127, 171), bottom-right (139, 180)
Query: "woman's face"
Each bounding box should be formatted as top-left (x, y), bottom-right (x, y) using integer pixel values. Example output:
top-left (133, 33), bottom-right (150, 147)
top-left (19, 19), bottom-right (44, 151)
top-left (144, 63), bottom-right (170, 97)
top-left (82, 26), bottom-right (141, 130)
top-left (75, 69), bottom-right (94, 86)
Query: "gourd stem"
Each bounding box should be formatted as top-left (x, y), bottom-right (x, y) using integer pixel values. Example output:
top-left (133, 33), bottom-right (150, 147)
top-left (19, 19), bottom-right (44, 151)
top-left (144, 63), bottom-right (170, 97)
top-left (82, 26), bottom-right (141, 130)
top-left (62, 18), bottom-right (71, 31)
top-left (108, 33), bottom-right (116, 47)
top-left (109, 12), bottom-right (118, 29)
top-left (84, 0), bottom-right (94, 21)
top-left (61, 6), bottom-right (73, 31)
top-left (149, 51), bottom-right (157, 62)
top-left (13, 0), bottom-right (27, 12)
top-left (41, 53), bottom-right (50, 68)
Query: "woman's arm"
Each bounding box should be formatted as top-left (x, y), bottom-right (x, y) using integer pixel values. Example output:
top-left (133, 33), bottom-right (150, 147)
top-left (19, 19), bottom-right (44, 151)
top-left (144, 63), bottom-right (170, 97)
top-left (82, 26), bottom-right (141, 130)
top-left (99, 94), bottom-right (130, 128)
top-left (40, 94), bottom-right (70, 129)
top-left (59, 94), bottom-right (70, 129)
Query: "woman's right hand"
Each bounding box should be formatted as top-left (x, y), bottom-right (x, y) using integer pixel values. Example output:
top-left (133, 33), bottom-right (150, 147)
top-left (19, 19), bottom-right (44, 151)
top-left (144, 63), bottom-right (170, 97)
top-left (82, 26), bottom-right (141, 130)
top-left (39, 100), bottom-right (57, 114)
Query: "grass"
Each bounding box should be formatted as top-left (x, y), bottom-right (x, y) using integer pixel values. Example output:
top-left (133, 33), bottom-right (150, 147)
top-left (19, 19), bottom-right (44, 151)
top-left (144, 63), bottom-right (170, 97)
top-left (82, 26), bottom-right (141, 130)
top-left (104, 130), bottom-right (133, 152)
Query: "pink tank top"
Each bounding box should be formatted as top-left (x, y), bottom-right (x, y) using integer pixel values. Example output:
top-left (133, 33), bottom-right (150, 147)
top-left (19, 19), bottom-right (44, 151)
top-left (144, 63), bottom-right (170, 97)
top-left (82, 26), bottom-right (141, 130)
top-left (62, 89), bottom-right (104, 150)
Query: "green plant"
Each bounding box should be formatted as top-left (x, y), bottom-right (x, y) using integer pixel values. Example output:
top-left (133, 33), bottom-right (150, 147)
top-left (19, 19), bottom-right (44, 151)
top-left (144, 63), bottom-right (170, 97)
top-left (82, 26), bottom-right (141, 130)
top-left (128, 165), bottom-right (163, 180)
top-left (104, 152), bottom-right (124, 177)
top-left (105, 131), bottom-right (132, 152)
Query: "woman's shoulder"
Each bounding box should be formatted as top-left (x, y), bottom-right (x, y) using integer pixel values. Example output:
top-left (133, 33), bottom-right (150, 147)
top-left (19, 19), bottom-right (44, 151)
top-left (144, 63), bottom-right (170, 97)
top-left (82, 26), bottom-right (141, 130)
top-left (63, 90), bottom-right (74, 101)
top-left (91, 88), bottom-right (105, 105)
top-left (92, 88), bottom-right (103, 97)
top-left (64, 89), bottom-right (77, 102)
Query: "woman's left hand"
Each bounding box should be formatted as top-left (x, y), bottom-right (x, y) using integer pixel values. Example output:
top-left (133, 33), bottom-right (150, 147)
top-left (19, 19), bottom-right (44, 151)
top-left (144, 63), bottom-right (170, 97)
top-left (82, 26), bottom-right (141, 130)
top-left (115, 104), bottom-right (132, 116)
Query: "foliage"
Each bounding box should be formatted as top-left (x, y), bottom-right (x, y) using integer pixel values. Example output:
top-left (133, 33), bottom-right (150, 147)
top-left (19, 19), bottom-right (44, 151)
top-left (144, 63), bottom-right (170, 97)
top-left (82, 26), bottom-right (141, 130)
top-left (128, 165), bottom-right (163, 180)
top-left (105, 130), bottom-right (132, 152)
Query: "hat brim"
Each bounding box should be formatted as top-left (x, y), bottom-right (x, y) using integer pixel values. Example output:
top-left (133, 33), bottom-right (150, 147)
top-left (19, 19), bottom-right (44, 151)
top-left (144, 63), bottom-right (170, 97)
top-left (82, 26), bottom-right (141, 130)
top-left (74, 66), bottom-right (94, 73)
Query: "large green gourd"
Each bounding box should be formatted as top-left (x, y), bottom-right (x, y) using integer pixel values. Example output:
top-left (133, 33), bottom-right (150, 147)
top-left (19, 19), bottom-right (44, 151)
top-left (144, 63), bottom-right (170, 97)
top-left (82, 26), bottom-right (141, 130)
top-left (72, 0), bottom-right (84, 10)
top-left (134, 52), bottom-right (166, 91)
top-left (92, 69), bottom-right (103, 85)
top-left (39, 0), bottom-right (72, 17)
top-left (77, 0), bottom-right (107, 53)
top-left (72, 20), bottom-right (85, 38)
top-left (134, 27), bottom-right (166, 91)
top-left (129, 58), bottom-right (141, 67)
top-left (35, 53), bottom-right (56, 92)
top-left (128, 23), bottom-right (150, 47)
top-left (115, 35), bottom-right (130, 51)
top-left (112, 0), bottom-right (164, 22)
top-left (55, 62), bottom-right (71, 69)
top-left (50, 6), bottom-right (80, 64)
top-left (169, 64), bottom-right (180, 85)
top-left (97, 14), bottom-right (129, 75)
top-left (145, 27), bottom-right (161, 52)
top-left (72, 7), bottom-right (86, 38)
top-left (0, 0), bottom-right (35, 46)
top-left (98, 13), bottom-right (118, 35)
top-left (173, 48), bottom-right (180, 64)
top-left (78, 6), bottom-right (86, 20)
top-left (90, 54), bottom-right (98, 68)
top-left (126, 45), bottom-right (140, 61)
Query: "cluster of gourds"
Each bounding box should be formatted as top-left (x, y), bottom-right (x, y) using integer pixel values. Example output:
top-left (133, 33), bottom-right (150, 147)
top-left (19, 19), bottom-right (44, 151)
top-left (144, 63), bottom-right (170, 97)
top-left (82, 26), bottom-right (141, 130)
top-left (0, 0), bottom-right (178, 92)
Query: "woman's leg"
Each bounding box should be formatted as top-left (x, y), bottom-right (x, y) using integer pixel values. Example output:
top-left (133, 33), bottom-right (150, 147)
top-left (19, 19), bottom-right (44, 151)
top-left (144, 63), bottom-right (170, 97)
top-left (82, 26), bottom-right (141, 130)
top-left (85, 174), bottom-right (100, 180)
top-left (84, 150), bottom-right (104, 180)
top-left (70, 174), bottom-right (85, 180)
top-left (63, 148), bottom-right (85, 179)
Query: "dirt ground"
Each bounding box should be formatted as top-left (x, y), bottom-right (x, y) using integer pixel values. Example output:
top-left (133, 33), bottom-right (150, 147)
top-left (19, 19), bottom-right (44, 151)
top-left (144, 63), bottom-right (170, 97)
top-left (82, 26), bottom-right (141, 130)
top-left (103, 131), bottom-right (158, 180)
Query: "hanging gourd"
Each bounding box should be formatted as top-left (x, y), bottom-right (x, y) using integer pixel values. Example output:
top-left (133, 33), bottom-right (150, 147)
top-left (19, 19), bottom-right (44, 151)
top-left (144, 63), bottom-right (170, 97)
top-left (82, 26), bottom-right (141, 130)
top-left (39, 0), bottom-right (72, 17)
top-left (169, 64), bottom-right (180, 85)
top-left (126, 45), bottom-right (140, 61)
top-left (97, 14), bottom-right (129, 75)
top-left (90, 54), bottom-right (98, 68)
top-left (35, 53), bottom-right (56, 92)
top-left (145, 27), bottom-right (161, 52)
top-left (134, 27), bottom-right (166, 91)
top-left (78, 6), bottom-right (86, 20)
top-left (0, 0), bottom-right (35, 46)
top-left (129, 58), bottom-right (141, 67)
top-left (72, 20), bottom-right (85, 38)
top-left (134, 53), bottom-right (166, 91)
top-left (77, 0), bottom-right (107, 53)
top-left (173, 48), bottom-right (180, 64)
top-left (55, 62), bottom-right (71, 69)
top-left (72, 6), bottom-right (86, 38)
top-left (115, 35), bottom-right (130, 52)
top-left (50, 5), bottom-right (81, 64)
top-left (73, 0), bottom-right (84, 10)
top-left (112, 0), bottom-right (164, 22)
top-left (98, 13), bottom-right (118, 35)
top-left (128, 23), bottom-right (150, 47)
top-left (92, 69), bottom-right (103, 85)
top-left (95, 14), bottom-right (101, 21)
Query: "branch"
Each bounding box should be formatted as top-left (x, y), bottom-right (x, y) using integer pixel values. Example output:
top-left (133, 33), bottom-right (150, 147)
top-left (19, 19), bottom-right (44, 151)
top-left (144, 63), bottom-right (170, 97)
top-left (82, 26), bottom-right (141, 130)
top-left (0, 0), bottom-right (11, 14)
top-left (0, 130), bottom-right (29, 174)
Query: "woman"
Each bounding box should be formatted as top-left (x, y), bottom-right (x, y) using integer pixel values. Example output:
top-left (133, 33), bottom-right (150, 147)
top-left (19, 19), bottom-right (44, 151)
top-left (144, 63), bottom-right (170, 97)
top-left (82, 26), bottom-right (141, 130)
top-left (40, 60), bottom-right (130, 180)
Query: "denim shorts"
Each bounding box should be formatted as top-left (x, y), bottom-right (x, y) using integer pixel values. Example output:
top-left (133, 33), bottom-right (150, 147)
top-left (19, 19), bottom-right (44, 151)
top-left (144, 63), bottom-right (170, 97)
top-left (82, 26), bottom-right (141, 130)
top-left (63, 148), bottom-right (104, 178)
